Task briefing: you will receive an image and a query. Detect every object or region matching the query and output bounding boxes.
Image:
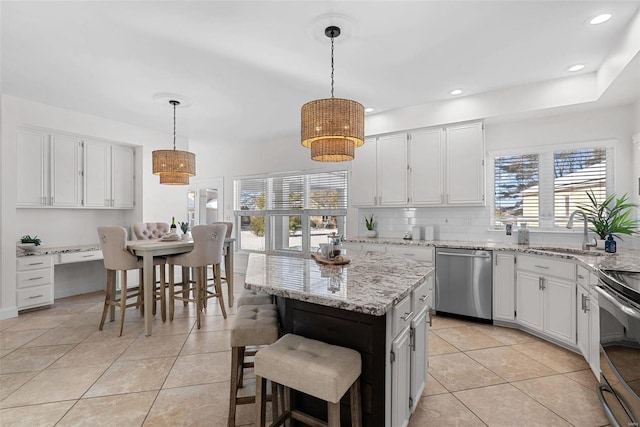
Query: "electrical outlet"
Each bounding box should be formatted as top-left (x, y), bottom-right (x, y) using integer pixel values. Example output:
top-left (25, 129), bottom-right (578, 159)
top-left (462, 217), bottom-right (472, 225)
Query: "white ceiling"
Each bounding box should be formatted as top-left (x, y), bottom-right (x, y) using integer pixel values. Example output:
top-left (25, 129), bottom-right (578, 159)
top-left (2, 1), bottom-right (640, 145)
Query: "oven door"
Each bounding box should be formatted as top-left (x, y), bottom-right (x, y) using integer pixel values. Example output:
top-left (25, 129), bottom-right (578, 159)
top-left (595, 284), bottom-right (640, 427)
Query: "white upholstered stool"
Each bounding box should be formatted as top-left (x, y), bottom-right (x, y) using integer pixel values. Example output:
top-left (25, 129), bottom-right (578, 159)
top-left (228, 304), bottom-right (280, 427)
top-left (255, 333), bottom-right (362, 427)
top-left (237, 289), bottom-right (273, 307)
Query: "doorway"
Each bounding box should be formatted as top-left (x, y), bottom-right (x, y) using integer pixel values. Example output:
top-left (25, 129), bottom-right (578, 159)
top-left (187, 177), bottom-right (224, 228)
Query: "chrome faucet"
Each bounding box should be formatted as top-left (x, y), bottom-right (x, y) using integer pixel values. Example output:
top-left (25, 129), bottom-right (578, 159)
top-left (566, 209), bottom-right (597, 251)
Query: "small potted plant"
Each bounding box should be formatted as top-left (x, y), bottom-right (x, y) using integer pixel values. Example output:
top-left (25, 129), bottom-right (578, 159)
top-left (179, 221), bottom-right (190, 240)
top-left (18, 235), bottom-right (42, 251)
top-left (364, 214), bottom-right (377, 238)
top-left (579, 189), bottom-right (639, 247)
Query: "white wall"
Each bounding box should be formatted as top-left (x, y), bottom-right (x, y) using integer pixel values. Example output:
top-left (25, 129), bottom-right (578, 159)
top-left (0, 95), bottom-right (191, 319)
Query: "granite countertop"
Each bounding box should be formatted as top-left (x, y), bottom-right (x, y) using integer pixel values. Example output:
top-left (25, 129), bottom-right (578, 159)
top-left (346, 237), bottom-right (640, 273)
top-left (16, 244), bottom-right (101, 257)
top-left (244, 252), bottom-right (433, 316)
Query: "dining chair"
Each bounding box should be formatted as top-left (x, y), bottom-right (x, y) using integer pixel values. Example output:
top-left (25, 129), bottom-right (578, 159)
top-left (167, 223), bottom-right (227, 328)
top-left (97, 226), bottom-right (167, 336)
top-left (205, 221), bottom-right (234, 307)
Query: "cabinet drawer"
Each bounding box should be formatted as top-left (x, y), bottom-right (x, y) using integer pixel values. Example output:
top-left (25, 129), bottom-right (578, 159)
top-left (413, 279), bottom-right (431, 314)
top-left (386, 245), bottom-right (434, 263)
top-left (59, 250), bottom-right (103, 264)
top-left (577, 266), bottom-right (589, 287)
top-left (16, 268), bottom-right (53, 288)
top-left (17, 284), bottom-right (53, 309)
top-left (392, 294), bottom-right (413, 337)
top-left (16, 255), bottom-right (53, 271)
top-left (517, 255), bottom-right (576, 281)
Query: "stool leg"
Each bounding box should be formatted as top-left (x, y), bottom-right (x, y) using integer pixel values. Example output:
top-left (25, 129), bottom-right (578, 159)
top-left (108, 270), bottom-right (116, 322)
top-left (215, 264), bottom-right (227, 319)
top-left (283, 386), bottom-right (291, 427)
top-left (169, 265), bottom-right (175, 321)
top-left (139, 269), bottom-right (145, 316)
top-left (118, 270), bottom-right (127, 337)
top-left (182, 266), bottom-right (190, 306)
top-left (159, 263), bottom-right (166, 322)
top-left (228, 346), bottom-right (240, 427)
top-left (238, 346), bottom-right (246, 387)
top-left (256, 375), bottom-right (266, 427)
top-left (195, 267), bottom-right (202, 329)
top-left (350, 378), bottom-right (362, 427)
top-left (327, 401), bottom-right (340, 427)
top-left (99, 270), bottom-right (112, 330)
top-left (271, 380), bottom-right (279, 421)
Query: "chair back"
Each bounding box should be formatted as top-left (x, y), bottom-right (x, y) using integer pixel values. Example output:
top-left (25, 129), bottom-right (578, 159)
top-left (175, 223), bottom-right (227, 268)
top-left (133, 222), bottom-right (170, 240)
top-left (211, 221), bottom-right (233, 238)
top-left (97, 226), bottom-right (140, 271)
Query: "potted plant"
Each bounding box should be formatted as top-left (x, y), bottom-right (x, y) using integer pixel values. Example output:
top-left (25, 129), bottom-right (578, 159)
top-left (18, 235), bottom-right (42, 251)
top-left (364, 214), bottom-right (377, 238)
top-left (579, 189), bottom-right (639, 246)
top-left (179, 221), bottom-right (190, 240)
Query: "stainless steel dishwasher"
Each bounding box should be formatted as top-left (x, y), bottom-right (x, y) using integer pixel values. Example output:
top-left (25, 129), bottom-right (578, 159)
top-left (435, 248), bottom-right (493, 320)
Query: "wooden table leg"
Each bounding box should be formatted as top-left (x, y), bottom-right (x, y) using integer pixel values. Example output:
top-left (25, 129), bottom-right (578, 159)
top-left (143, 253), bottom-right (154, 336)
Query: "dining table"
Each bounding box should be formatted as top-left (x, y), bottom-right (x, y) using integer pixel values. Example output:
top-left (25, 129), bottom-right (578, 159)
top-left (127, 237), bottom-right (235, 336)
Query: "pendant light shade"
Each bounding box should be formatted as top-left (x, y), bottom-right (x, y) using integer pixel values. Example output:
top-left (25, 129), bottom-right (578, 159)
top-left (301, 26), bottom-right (364, 162)
top-left (152, 100), bottom-right (196, 185)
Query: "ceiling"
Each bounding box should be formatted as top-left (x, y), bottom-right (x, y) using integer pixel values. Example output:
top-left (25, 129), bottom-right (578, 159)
top-left (2, 1), bottom-right (640, 146)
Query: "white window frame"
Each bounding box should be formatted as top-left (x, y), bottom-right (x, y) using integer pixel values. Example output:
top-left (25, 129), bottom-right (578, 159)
top-left (234, 166), bottom-right (348, 255)
top-left (489, 139), bottom-right (615, 230)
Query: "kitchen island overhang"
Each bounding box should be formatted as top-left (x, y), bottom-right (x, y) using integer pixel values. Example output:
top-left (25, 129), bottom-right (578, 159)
top-left (244, 251), bottom-right (434, 427)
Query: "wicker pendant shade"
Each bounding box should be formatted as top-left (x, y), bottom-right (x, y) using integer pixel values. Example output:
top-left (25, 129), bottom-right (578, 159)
top-left (301, 26), bottom-right (364, 162)
top-left (152, 100), bottom-right (196, 185)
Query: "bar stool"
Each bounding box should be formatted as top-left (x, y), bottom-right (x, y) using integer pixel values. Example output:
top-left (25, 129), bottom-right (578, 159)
top-left (237, 289), bottom-right (273, 307)
top-left (167, 223), bottom-right (227, 328)
top-left (207, 221), bottom-right (234, 306)
top-left (97, 226), bottom-right (166, 336)
top-left (255, 334), bottom-right (362, 427)
top-left (228, 304), bottom-right (280, 426)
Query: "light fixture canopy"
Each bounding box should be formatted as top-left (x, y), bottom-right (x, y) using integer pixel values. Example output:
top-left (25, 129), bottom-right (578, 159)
top-left (152, 100), bottom-right (196, 185)
top-left (301, 25), bottom-right (364, 162)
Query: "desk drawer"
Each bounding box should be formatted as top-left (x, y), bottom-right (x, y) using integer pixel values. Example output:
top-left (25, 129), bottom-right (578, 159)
top-left (392, 294), bottom-right (413, 337)
top-left (17, 269), bottom-right (53, 289)
top-left (59, 250), bottom-right (103, 264)
top-left (17, 284), bottom-right (53, 309)
top-left (16, 255), bottom-right (53, 271)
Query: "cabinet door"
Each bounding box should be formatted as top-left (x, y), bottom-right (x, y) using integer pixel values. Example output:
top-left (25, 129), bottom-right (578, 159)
top-left (577, 285), bottom-right (590, 361)
top-left (83, 140), bottom-right (111, 207)
top-left (50, 134), bottom-right (81, 207)
top-left (589, 292), bottom-right (600, 380)
top-left (16, 128), bottom-right (48, 206)
top-left (410, 308), bottom-right (428, 412)
top-left (112, 144), bottom-right (135, 208)
top-left (391, 326), bottom-right (411, 427)
top-left (494, 252), bottom-right (515, 322)
top-left (350, 138), bottom-right (377, 206)
top-left (543, 277), bottom-right (576, 345)
top-left (410, 128), bottom-right (444, 205)
top-left (378, 133), bottom-right (408, 206)
top-left (516, 271), bottom-right (544, 332)
top-left (445, 122), bottom-right (485, 205)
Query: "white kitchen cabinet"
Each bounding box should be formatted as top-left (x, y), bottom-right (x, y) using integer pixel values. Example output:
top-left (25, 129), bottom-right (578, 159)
top-left (445, 122), bottom-right (485, 205)
top-left (410, 306), bottom-right (429, 412)
top-left (111, 144), bottom-right (135, 208)
top-left (350, 137), bottom-right (378, 206)
top-left (16, 127), bottom-right (49, 207)
top-left (577, 282), bottom-right (590, 361)
top-left (391, 324), bottom-right (411, 427)
top-left (589, 287), bottom-right (600, 380)
top-left (516, 254), bottom-right (576, 346)
top-left (50, 134), bottom-right (82, 207)
top-left (493, 252), bottom-right (515, 322)
top-left (84, 140), bottom-right (135, 208)
top-left (16, 255), bottom-right (54, 310)
top-left (410, 128), bottom-right (444, 205)
top-left (378, 133), bottom-right (409, 206)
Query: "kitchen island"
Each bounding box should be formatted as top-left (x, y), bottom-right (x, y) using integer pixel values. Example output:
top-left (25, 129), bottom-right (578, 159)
top-left (245, 251), bottom-right (434, 427)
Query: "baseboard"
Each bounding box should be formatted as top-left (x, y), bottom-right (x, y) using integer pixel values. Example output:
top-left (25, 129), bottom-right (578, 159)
top-left (0, 305), bottom-right (19, 320)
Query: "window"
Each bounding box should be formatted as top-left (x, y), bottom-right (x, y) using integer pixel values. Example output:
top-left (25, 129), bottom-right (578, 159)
top-left (492, 144), bottom-right (612, 229)
top-left (234, 169), bottom-right (347, 253)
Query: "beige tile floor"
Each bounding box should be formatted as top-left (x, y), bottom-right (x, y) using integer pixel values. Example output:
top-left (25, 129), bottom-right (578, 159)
top-left (1, 276), bottom-right (609, 426)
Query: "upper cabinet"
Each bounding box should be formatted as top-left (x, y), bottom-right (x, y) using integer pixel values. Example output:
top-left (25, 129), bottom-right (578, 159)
top-left (16, 126), bottom-right (135, 209)
top-left (350, 121), bottom-right (485, 207)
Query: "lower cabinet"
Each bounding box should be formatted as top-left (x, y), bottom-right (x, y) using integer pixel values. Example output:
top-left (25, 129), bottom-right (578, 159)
top-left (589, 289), bottom-right (600, 379)
top-left (493, 252), bottom-right (515, 322)
top-left (391, 325), bottom-right (412, 427)
top-left (16, 255), bottom-right (54, 310)
top-left (577, 283), bottom-right (590, 360)
top-left (410, 307), bottom-right (429, 407)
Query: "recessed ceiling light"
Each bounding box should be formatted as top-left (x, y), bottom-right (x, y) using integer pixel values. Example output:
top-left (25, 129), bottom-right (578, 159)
top-left (590, 13), bottom-right (612, 25)
top-left (364, 107), bottom-right (375, 113)
top-left (568, 64), bottom-right (585, 72)
top-left (450, 89), bottom-right (463, 96)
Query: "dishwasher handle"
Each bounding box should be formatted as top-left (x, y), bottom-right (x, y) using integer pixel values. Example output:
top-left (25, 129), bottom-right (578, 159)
top-left (437, 251), bottom-right (491, 259)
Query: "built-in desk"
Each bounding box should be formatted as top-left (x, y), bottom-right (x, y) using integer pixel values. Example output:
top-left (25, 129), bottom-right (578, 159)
top-left (245, 252), bottom-right (433, 427)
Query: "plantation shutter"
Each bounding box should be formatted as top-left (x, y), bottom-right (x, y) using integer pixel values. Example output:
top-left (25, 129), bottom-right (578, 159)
top-left (235, 178), bottom-right (267, 211)
top-left (307, 171), bottom-right (348, 211)
top-left (494, 154), bottom-right (540, 227)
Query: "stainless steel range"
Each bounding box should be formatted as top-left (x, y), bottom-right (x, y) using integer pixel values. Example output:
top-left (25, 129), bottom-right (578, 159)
top-left (596, 268), bottom-right (640, 427)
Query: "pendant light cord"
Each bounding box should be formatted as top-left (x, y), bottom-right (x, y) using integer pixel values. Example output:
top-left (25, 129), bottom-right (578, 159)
top-left (330, 33), bottom-right (335, 98)
top-left (170, 100), bottom-right (179, 151)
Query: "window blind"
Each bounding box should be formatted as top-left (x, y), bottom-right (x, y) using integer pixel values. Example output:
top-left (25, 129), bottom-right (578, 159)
top-left (308, 170), bottom-right (348, 210)
top-left (494, 154), bottom-right (540, 227)
top-left (235, 178), bottom-right (266, 211)
top-left (553, 148), bottom-right (607, 226)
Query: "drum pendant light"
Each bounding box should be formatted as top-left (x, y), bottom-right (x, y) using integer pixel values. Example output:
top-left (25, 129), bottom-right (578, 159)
top-left (152, 100), bottom-right (196, 185)
top-left (301, 26), bottom-right (364, 162)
